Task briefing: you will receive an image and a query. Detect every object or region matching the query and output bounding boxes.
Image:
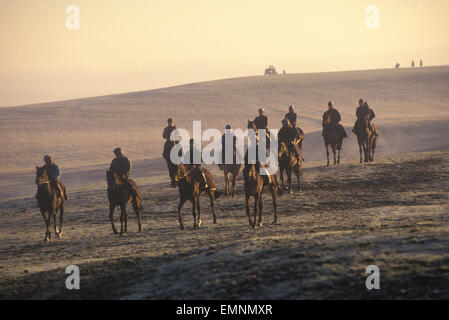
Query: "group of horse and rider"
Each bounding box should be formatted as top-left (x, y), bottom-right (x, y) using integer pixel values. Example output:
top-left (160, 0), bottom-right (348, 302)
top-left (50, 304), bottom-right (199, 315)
top-left (35, 99), bottom-right (379, 239)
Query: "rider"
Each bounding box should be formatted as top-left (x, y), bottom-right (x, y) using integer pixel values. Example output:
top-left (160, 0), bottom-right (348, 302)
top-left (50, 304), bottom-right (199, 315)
top-left (221, 124), bottom-right (237, 165)
top-left (183, 139), bottom-right (209, 190)
top-left (352, 99), bottom-right (379, 136)
top-left (322, 101), bottom-right (347, 138)
top-left (109, 147), bottom-right (141, 201)
top-left (278, 118), bottom-right (304, 161)
top-left (42, 154), bottom-right (68, 200)
top-left (162, 118), bottom-right (177, 159)
top-left (254, 107), bottom-right (268, 130)
top-left (285, 105), bottom-right (304, 147)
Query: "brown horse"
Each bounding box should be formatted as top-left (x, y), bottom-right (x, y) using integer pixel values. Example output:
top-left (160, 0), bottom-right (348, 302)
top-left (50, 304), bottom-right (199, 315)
top-left (322, 113), bottom-right (345, 166)
top-left (219, 145), bottom-right (241, 197)
top-left (35, 166), bottom-right (65, 242)
top-left (106, 171), bottom-right (142, 236)
top-left (355, 117), bottom-right (377, 163)
top-left (174, 164), bottom-right (218, 230)
top-left (163, 140), bottom-right (180, 188)
top-left (278, 141), bottom-right (302, 193)
top-left (243, 163), bottom-right (279, 228)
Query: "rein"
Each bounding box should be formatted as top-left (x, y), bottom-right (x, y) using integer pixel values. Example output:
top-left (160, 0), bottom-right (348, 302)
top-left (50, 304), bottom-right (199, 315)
top-left (177, 167), bottom-right (195, 180)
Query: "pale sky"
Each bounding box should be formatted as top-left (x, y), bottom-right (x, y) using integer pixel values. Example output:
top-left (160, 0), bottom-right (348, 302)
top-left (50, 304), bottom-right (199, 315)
top-left (1, 0), bottom-right (448, 106)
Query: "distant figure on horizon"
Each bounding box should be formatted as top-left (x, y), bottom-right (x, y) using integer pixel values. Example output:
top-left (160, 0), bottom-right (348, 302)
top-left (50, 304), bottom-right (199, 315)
top-left (162, 118), bottom-right (177, 159)
top-left (411, 60), bottom-right (415, 68)
top-left (420, 59), bottom-right (423, 67)
top-left (283, 69), bottom-right (286, 75)
top-left (395, 62), bottom-right (400, 69)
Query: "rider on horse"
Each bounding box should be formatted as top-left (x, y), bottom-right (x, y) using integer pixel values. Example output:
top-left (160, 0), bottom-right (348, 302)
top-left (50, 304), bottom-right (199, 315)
top-left (221, 124), bottom-right (238, 165)
top-left (162, 118), bottom-right (177, 159)
top-left (278, 118), bottom-right (304, 161)
top-left (352, 99), bottom-right (379, 136)
top-left (254, 107), bottom-right (268, 131)
top-left (322, 101), bottom-right (347, 138)
top-left (285, 105), bottom-right (305, 148)
top-left (41, 154), bottom-right (68, 200)
top-left (183, 139), bottom-right (210, 191)
top-left (109, 147), bottom-right (142, 201)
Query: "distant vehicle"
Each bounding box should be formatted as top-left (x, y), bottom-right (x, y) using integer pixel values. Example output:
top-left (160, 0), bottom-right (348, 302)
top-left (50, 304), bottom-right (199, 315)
top-left (264, 65), bottom-right (278, 75)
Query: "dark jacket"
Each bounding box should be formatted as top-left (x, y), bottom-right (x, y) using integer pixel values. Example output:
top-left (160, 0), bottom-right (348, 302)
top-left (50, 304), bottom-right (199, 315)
top-left (44, 164), bottom-right (61, 180)
top-left (254, 115), bottom-right (268, 129)
top-left (285, 111), bottom-right (298, 126)
top-left (323, 109), bottom-right (342, 126)
top-left (163, 125), bottom-right (176, 140)
top-left (356, 106), bottom-right (375, 120)
top-left (278, 126), bottom-right (298, 143)
top-left (110, 156), bottom-right (131, 178)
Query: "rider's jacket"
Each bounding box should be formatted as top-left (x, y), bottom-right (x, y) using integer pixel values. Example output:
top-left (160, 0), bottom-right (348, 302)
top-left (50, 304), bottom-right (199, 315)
top-left (44, 164), bottom-right (61, 180)
top-left (254, 115), bottom-right (268, 130)
top-left (163, 125), bottom-right (177, 140)
top-left (323, 109), bottom-right (342, 125)
top-left (285, 111), bottom-right (298, 127)
top-left (110, 156), bottom-right (131, 178)
top-left (356, 106), bottom-right (375, 120)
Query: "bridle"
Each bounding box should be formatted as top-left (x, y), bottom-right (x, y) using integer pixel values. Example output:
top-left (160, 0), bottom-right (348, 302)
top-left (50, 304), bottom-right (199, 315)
top-left (176, 166), bottom-right (195, 181)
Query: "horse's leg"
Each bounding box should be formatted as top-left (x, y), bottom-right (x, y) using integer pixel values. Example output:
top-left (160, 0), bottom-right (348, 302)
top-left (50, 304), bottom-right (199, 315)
top-left (371, 139), bottom-right (376, 162)
top-left (287, 167), bottom-right (292, 194)
top-left (192, 197), bottom-right (198, 229)
top-left (325, 143), bottom-right (330, 166)
top-left (197, 196), bottom-right (202, 228)
top-left (358, 140), bottom-right (363, 163)
top-left (337, 147), bottom-right (341, 164)
top-left (119, 205), bottom-right (125, 236)
top-left (245, 195), bottom-right (252, 227)
top-left (41, 209), bottom-right (50, 242)
top-left (209, 191), bottom-right (217, 224)
top-left (225, 171), bottom-right (230, 196)
top-left (363, 142), bottom-right (369, 163)
top-left (332, 145), bottom-right (337, 165)
top-left (258, 194), bottom-right (263, 227)
top-left (109, 203), bottom-right (118, 235)
top-left (271, 187), bottom-right (278, 224)
top-left (231, 173), bottom-right (237, 198)
top-left (53, 211), bottom-right (59, 237)
top-left (295, 164), bottom-right (301, 191)
top-left (133, 199), bottom-right (142, 232)
top-left (57, 204), bottom-right (64, 238)
top-left (178, 198), bottom-right (188, 230)
top-left (280, 167), bottom-right (286, 190)
top-left (253, 193), bottom-right (260, 229)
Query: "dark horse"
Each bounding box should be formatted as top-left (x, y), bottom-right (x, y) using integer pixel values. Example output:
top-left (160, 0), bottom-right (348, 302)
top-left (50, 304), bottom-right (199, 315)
top-left (278, 141), bottom-right (302, 193)
top-left (173, 164), bottom-right (218, 230)
top-left (218, 145), bottom-right (241, 197)
top-left (163, 140), bottom-right (180, 188)
top-left (355, 117), bottom-right (377, 163)
top-left (35, 166), bottom-right (66, 242)
top-left (322, 113), bottom-right (345, 166)
top-left (243, 163), bottom-right (279, 228)
top-left (106, 171), bottom-right (142, 236)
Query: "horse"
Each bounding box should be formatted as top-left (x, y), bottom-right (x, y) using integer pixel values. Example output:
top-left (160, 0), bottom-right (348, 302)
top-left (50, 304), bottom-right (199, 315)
top-left (248, 120), bottom-right (270, 149)
top-left (35, 166), bottom-right (65, 242)
top-left (243, 163), bottom-right (279, 229)
top-left (163, 140), bottom-right (180, 188)
top-left (322, 113), bottom-right (345, 166)
top-left (219, 145), bottom-right (241, 197)
top-left (173, 164), bottom-right (218, 230)
top-left (278, 141), bottom-right (302, 193)
top-left (355, 117), bottom-right (377, 163)
top-left (106, 171), bottom-right (142, 236)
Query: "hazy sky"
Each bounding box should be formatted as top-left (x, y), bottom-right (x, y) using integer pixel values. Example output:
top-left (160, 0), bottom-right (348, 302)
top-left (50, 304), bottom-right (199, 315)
top-left (1, 0), bottom-right (448, 106)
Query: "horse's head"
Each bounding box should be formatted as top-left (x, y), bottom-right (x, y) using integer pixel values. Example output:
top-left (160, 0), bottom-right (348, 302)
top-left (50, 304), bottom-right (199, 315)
top-left (106, 170), bottom-right (119, 188)
top-left (173, 164), bottom-right (186, 184)
top-left (35, 166), bottom-right (49, 185)
top-left (323, 113), bottom-right (332, 127)
top-left (243, 163), bottom-right (258, 182)
top-left (278, 141), bottom-right (288, 158)
top-left (247, 120), bottom-right (257, 132)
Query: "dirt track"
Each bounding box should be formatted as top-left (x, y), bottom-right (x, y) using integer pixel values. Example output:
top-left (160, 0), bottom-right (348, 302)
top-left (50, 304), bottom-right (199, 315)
top-left (1, 150), bottom-right (448, 299)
